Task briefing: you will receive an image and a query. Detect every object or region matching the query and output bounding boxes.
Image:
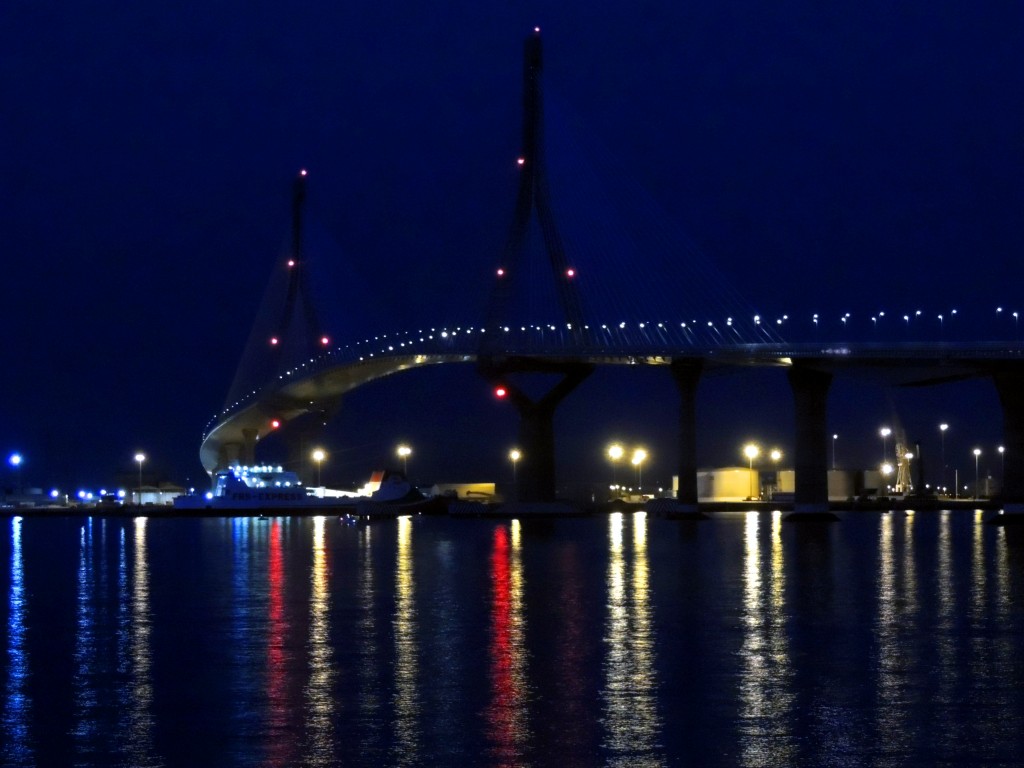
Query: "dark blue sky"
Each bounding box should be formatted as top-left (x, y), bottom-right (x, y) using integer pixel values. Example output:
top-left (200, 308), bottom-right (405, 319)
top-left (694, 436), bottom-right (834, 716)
top-left (2, 2), bottom-right (1022, 492)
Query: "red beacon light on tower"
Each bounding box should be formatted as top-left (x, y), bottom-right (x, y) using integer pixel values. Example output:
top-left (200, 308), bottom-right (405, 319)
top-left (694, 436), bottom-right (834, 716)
top-left (270, 337), bottom-right (279, 346)
top-left (494, 386), bottom-right (508, 399)
top-left (270, 419), bottom-right (281, 429)
top-left (566, 268), bottom-right (576, 278)
top-left (497, 267), bottom-right (506, 277)
top-left (320, 336), bottom-right (330, 346)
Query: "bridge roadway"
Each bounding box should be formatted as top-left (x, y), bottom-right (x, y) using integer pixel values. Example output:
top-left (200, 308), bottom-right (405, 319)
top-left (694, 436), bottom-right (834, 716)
top-left (200, 327), bottom-right (1024, 512)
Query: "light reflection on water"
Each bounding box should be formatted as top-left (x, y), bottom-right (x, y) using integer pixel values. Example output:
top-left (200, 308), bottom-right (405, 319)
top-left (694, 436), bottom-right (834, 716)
top-left (738, 510), bottom-right (795, 766)
top-left (2, 511), bottom-right (1024, 766)
top-left (485, 519), bottom-right (529, 765)
top-left (2, 517), bottom-right (30, 767)
top-left (392, 515), bottom-right (421, 765)
top-left (602, 511), bottom-right (663, 765)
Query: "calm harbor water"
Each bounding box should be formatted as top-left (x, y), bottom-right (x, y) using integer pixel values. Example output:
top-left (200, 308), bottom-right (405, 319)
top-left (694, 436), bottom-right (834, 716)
top-left (1, 510), bottom-right (1023, 767)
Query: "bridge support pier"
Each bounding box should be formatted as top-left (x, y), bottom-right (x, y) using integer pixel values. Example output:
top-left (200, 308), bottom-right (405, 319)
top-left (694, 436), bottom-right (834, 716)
top-left (671, 359), bottom-right (703, 511)
top-left (993, 367), bottom-right (1024, 514)
top-left (787, 364), bottom-right (835, 517)
top-left (480, 361), bottom-right (593, 503)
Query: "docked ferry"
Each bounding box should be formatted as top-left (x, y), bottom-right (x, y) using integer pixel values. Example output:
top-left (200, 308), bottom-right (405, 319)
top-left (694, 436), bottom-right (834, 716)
top-left (173, 465), bottom-right (359, 511)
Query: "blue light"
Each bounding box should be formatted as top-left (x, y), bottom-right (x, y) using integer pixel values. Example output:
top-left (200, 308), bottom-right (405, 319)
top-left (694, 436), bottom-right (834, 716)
top-left (49, 489), bottom-right (59, 499)
top-left (8, 453), bottom-right (22, 468)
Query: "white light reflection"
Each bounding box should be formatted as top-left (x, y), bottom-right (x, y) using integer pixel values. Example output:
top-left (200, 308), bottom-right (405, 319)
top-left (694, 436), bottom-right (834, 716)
top-left (738, 511), bottom-right (794, 764)
top-left (874, 512), bottom-right (914, 755)
top-left (934, 511), bottom-right (960, 752)
top-left (601, 511), bottom-right (663, 764)
top-left (392, 515), bottom-right (421, 761)
top-left (303, 516), bottom-right (337, 764)
top-left (127, 518), bottom-right (157, 764)
top-left (2, 517), bottom-right (32, 766)
top-left (71, 519), bottom-right (98, 753)
top-left (357, 523), bottom-right (382, 755)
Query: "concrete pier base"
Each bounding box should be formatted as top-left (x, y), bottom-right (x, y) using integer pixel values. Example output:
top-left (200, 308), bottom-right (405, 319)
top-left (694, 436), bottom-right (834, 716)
top-left (993, 367), bottom-right (1024, 512)
top-left (787, 364), bottom-right (836, 520)
top-left (671, 358), bottom-right (703, 510)
top-left (480, 361), bottom-right (593, 503)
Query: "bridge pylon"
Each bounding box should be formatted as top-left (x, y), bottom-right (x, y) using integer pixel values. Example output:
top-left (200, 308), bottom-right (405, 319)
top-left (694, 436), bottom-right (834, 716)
top-left (479, 29), bottom-right (595, 502)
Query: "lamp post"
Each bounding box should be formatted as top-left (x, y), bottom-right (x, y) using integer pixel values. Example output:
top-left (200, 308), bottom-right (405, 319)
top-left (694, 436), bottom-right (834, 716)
top-left (744, 443), bottom-right (759, 500)
top-left (8, 453), bottom-right (23, 496)
top-left (973, 448), bottom-right (982, 499)
top-left (607, 443), bottom-right (624, 486)
top-left (509, 449), bottom-right (521, 487)
top-left (134, 453), bottom-right (145, 505)
top-left (832, 434), bottom-right (838, 470)
top-left (999, 445), bottom-right (1005, 486)
top-left (397, 444), bottom-right (411, 476)
top-left (631, 448), bottom-right (647, 494)
top-left (312, 448), bottom-right (326, 487)
top-left (939, 423), bottom-right (948, 490)
top-left (880, 427), bottom-right (891, 464)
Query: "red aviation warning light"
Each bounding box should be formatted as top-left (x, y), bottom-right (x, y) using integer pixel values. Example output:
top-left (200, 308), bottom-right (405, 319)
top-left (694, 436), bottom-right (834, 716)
top-left (270, 419), bottom-right (281, 429)
top-left (566, 268), bottom-right (575, 278)
top-left (320, 336), bottom-right (330, 346)
top-left (494, 386), bottom-right (508, 399)
top-left (287, 259), bottom-right (295, 268)
top-left (516, 157), bottom-right (525, 166)
top-left (269, 337), bottom-right (279, 346)
top-left (497, 268), bottom-right (505, 277)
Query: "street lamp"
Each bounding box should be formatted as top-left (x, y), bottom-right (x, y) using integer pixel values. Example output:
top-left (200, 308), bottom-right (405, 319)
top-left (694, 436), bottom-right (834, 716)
top-left (832, 434), bottom-right (838, 470)
top-left (973, 448), bottom-right (982, 498)
top-left (8, 453), bottom-right (23, 495)
top-left (607, 443), bottom-right (624, 485)
top-left (397, 444), bottom-right (411, 476)
top-left (999, 445), bottom-right (1005, 485)
top-left (134, 453), bottom-right (146, 505)
top-left (631, 448), bottom-right (647, 493)
top-left (743, 443), bottom-right (759, 499)
top-left (939, 423), bottom-right (948, 489)
top-left (509, 449), bottom-right (521, 486)
top-left (880, 427), bottom-right (891, 464)
top-left (312, 448), bottom-right (326, 487)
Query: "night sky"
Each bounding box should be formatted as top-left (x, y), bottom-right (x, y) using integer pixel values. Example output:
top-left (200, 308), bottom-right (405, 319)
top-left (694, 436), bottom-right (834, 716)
top-left (3, 2), bottom-right (1022, 494)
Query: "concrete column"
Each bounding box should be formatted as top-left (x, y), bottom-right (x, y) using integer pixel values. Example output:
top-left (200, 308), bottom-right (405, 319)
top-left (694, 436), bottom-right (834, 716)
top-left (787, 364), bottom-right (833, 514)
top-left (993, 367), bottom-right (1024, 512)
top-left (480, 362), bottom-right (593, 503)
top-left (242, 428), bottom-right (258, 466)
top-left (671, 358), bottom-right (703, 511)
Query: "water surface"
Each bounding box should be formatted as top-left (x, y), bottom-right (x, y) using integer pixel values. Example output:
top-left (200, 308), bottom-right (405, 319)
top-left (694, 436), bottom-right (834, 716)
top-left (2, 510), bottom-right (1022, 766)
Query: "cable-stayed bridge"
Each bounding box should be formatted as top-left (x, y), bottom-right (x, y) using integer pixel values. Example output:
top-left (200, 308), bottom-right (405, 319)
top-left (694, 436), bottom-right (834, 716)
top-left (199, 29), bottom-right (1024, 514)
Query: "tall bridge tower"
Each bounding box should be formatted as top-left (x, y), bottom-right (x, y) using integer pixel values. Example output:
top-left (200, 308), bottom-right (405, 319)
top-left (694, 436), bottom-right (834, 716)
top-left (479, 28), bottom-right (594, 503)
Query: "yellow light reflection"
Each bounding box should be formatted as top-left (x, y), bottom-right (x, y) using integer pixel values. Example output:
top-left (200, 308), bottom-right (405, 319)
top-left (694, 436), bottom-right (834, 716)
top-left (738, 511), bottom-right (795, 764)
top-left (600, 511), bottom-right (663, 762)
top-left (303, 516), bottom-right (337, 765)
top-left (393, 515), bottom-right (421, 758)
